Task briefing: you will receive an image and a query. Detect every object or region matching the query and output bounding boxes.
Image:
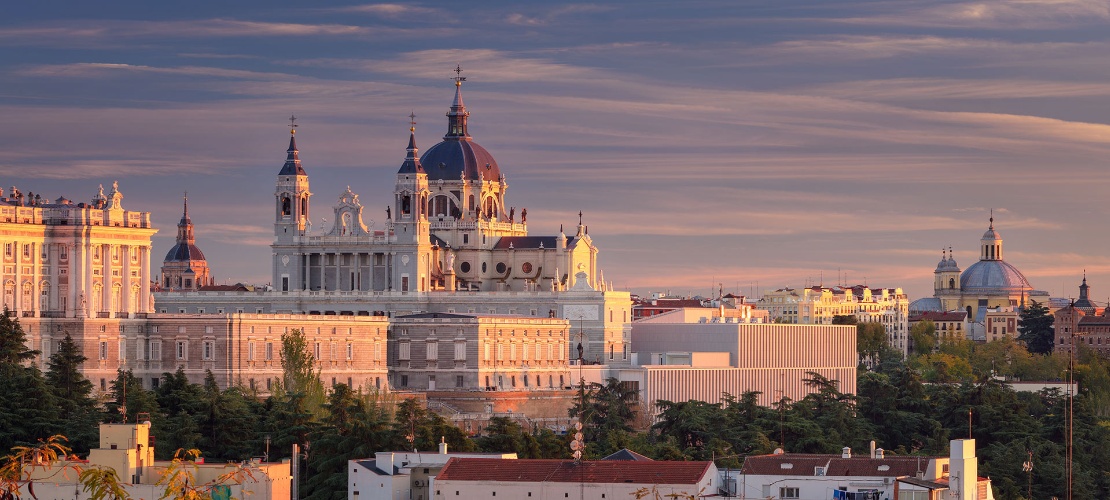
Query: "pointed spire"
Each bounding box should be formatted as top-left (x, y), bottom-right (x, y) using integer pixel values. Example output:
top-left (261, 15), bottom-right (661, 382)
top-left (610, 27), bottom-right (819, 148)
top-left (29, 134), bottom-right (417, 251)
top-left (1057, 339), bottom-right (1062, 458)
top-left (399, 112), bottom-right (425, 174)
top-left (177, 192), bottom-right (195, 244)
top-left (180, 192), bottom-right (191, 224)
top-left (279, 115), bottom-right (307, 176)
top-left (445, 65), bottom-right (471, 140)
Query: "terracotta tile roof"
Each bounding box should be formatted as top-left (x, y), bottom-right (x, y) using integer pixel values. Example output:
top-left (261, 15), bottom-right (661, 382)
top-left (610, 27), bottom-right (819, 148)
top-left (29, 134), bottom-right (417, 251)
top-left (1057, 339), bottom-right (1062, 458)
top-left (435, 458), bottom-right (711, 485)
top-left (741, 454), bottom-right (931, 477)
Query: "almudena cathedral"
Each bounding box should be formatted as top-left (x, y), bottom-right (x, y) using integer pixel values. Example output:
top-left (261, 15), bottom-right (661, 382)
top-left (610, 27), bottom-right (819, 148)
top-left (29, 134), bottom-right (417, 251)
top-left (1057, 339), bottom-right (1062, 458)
top-left (2, 74), bottom-right (857, 425)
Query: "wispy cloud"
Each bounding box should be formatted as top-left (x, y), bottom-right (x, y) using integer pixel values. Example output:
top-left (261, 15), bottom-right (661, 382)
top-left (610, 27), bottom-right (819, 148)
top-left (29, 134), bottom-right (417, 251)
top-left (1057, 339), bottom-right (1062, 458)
top-left (16, 62), bottom-right (296, 80)
top-left (336, 49), bottom-right (600, 82)
top-left (0, 19), bottom-right (394, 46)
top-left (796, 77), bottom-right (1110, 101)
top-left (333, 3), bottom-right (440, 17)
top-left (831, 0), bottom-right (1110, 29)
top-left (506, 4), bottom-right (614, 26)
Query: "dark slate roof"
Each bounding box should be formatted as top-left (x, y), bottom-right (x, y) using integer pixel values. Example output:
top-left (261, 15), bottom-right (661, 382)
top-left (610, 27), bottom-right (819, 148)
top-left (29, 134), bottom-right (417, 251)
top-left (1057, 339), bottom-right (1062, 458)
top-left (419, 139), bottom-right (500, 182)
top-left (909, 297), bottom-right (943, 314)
top-left (492, 236), bottom-right (574, 250)
top-left (395, 312), bottom-right (476, 320)
top-left (741, 454), bottom-right (931, 477)
top-left (398, 131), bottom-right (424, 174)
top-left (198, 284), bottom-right (253, 292)
top-left (898, 476), bottom-right (948, 490)
top-left (279, 135), bottom-right (306, 176)
top-left (164, 243), bottom-right (206, 262)
top-left (601, 449), bottom-right (653, 461)
top-left (429, 234), bottom-right (449, 247)
top-left (436, 458), bottom-right (711, 485)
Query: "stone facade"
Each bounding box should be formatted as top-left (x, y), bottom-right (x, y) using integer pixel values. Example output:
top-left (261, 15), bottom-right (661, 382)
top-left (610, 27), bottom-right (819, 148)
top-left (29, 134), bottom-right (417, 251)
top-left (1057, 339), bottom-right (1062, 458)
top-left (0, 181), bottom-right (156, 319)
top-left (1055, 304), bottom-right (1110, 357)
top-left (756, 285), bottom-right (909, 354)
top-left (388, 313), bottom-right (571, 393)
top-left (20, 313), bottom-right (389, 394)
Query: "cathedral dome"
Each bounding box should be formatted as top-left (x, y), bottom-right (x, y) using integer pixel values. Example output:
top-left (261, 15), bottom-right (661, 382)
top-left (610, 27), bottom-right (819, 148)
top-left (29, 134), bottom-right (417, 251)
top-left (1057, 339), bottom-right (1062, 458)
top-left (959, 259), bottom-right (1031, 295)
top-left (420, 140), bottom-right (500, 182)
top-left (164, 242), bottom-right (206, 262)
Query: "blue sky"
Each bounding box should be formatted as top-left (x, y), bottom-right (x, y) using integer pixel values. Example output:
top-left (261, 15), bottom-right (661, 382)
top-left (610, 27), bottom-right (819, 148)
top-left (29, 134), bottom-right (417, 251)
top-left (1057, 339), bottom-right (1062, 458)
top-left (3, 1), bottom-right (1110, 302)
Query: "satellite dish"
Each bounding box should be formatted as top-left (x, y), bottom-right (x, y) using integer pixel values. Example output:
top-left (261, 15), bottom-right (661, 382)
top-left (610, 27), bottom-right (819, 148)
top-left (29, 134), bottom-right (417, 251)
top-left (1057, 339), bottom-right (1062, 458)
top-left (574, 422), bottom-right (583, 431)
top-left (570, 441), bottom-right (580, 451)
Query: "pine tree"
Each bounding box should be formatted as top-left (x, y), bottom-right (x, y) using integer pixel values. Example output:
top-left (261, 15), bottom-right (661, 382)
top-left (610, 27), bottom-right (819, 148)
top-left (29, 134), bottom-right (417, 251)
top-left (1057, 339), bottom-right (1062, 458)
top-left (46, 333), bottom-right (94, 405)
top-left (1018, 300), bottom-right (1055, 354)
top-left (44, 333), bottom-right (99, 453)
top-left (0, 307), bottom-right (37, 365)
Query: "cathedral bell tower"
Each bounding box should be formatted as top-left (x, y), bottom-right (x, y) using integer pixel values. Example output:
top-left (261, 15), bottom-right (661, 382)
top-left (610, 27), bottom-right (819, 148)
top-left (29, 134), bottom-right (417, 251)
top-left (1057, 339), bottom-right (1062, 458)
top-left (392, 116), bottom-right (432, 293)
top-left (274, 116), bottom-right (312, 239)
top-left (273, 117), bottom-right (312, 292)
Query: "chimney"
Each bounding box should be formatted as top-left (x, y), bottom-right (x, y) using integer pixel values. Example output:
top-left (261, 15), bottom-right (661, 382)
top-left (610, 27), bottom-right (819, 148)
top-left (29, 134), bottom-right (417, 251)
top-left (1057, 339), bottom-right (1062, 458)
top-left (875, 448), bottom-right (884, 459)
top-left (438, 436), bottom-right (448, 455)
top-left (870, 440), bottom-right (876, 459)
top-left (841, 447), bottom-right (851, 459)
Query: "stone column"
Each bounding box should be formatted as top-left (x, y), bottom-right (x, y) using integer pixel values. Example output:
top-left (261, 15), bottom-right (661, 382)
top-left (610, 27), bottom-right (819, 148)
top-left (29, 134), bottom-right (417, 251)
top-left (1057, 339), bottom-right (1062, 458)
top-left (103, 245), bottom-right (112, 315)
top-left (121, 245), bottom-right (131, 315)
top-left (141, 245), bottom-right (151, 313)
top-left (30, 242), bottom-right (40, 315)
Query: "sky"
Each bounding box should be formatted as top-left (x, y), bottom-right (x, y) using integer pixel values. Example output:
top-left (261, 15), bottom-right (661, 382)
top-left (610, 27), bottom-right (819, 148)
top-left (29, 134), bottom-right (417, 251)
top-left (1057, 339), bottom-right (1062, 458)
top-left (2, 0), bottom-right (1109, 303)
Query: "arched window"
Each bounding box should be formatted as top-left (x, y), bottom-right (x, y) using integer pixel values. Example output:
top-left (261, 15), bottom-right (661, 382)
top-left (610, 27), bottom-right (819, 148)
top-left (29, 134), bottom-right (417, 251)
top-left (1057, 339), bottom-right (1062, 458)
top-left (281, 197), bottom-right (291, 217)
top-left (948, 278), bottom-right (955, 289)
top-left (401, 195), bottom-right (411, 215)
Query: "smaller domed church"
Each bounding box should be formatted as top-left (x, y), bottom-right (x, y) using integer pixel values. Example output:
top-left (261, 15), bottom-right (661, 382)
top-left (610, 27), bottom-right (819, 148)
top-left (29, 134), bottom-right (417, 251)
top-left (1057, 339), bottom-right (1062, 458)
top-left (160, 195), bottom-right (213, 290)
top-left (911, 217), bottom-right (1051, 323)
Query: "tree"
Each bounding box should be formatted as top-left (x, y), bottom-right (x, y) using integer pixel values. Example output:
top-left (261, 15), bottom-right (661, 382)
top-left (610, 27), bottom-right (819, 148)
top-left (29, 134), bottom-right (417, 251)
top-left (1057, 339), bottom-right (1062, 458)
top-left (1018, 300), bottom-right (1055, 354)
top-left (909, 320), bottom-right (937, 356)
top-left (390, 398), bottom-right (471, 453)
top-left (45, 333), bottom-right (99, 454)
top-left (105, 369), bottom-right (160, 426)
top-left (0, 309), bottom-right (36, 365)
top-left (303, 384), bottom-right (395, 500)
top-left (568, 377), bottom-right (639, 456)
top-left (857, 322), bottom-right (887, 367)
top-left (280, 329), bottom-right (325, 418)
top-left (46, 333), bottom-right (94, 405)
top-left (195, 373), bottom-right (259, 462)
top-left (831, 315), bottom-right (858, 325)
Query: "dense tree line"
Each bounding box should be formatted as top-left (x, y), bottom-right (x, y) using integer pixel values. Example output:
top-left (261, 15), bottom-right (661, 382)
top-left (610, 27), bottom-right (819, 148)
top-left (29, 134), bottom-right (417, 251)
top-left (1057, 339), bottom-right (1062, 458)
top-left (3, 311), bottom-right (1110, 499)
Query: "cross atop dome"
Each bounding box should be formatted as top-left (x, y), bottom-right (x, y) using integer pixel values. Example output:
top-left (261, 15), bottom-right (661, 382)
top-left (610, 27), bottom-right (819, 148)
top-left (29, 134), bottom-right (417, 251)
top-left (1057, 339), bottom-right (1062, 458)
top-left (453, 64), bottom-right (467, 86)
